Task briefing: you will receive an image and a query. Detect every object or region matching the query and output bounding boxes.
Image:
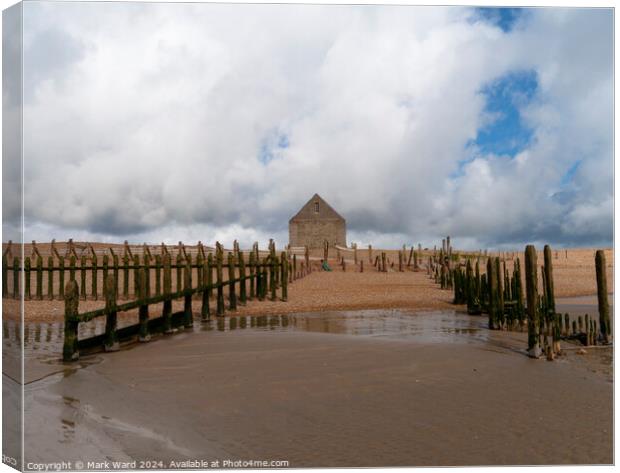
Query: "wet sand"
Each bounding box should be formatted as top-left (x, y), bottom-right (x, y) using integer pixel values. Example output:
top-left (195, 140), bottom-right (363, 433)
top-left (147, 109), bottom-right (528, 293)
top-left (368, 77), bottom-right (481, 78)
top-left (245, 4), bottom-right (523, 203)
top-left (21, 310), bottom-right (612, 468)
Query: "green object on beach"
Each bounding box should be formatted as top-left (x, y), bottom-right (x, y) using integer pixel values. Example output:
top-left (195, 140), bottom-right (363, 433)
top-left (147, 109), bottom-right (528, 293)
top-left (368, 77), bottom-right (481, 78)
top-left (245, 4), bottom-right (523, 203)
top-left (322, 260), bottom-right (332, 272)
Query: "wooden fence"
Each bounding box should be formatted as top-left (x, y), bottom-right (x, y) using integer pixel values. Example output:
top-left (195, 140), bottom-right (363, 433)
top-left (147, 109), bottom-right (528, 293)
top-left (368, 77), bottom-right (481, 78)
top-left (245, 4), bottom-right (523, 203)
top-left (62, 241), bottom-right (310, 361)
top-left (429, 241), bottom-right (612, 359)
top-left (2, 239), bottom-right (310, 301)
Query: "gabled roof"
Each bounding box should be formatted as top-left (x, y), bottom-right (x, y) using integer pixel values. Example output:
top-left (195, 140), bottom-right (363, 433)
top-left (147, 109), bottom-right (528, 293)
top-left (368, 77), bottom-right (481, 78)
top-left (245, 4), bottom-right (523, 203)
top-left (289, 193), bottom-right (345, 223)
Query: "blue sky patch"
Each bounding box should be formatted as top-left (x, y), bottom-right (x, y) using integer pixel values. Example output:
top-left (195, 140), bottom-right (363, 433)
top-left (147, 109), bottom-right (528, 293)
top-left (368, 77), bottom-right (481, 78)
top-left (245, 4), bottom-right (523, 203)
top-left (560, 160), bottom-right (582, 186)
top-left (472, 69), bottom-right (538, 158)
top-left (258, 129), bottom-right (290, 164)
top-left (474, 7), bottom-right (523, 32)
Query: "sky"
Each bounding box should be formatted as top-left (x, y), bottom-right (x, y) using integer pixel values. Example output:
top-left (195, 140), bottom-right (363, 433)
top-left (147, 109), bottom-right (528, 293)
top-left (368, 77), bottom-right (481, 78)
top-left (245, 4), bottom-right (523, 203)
top-left (2, 3), bottom-right (614, 250)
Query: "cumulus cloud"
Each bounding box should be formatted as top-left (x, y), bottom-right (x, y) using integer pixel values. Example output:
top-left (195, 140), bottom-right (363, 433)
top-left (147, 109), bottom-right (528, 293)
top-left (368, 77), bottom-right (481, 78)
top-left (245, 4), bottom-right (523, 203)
top-left (4, 3), bottom-right (613, 250)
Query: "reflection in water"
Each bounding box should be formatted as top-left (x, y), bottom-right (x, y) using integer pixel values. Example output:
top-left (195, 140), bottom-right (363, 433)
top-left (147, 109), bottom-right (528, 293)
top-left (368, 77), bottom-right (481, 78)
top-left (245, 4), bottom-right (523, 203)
top-left (12, 309), bottom-right (492, 366)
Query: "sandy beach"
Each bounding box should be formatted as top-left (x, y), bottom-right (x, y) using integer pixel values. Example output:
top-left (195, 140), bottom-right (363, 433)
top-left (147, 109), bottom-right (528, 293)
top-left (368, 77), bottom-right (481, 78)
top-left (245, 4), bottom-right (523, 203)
top-left (17, 309), bottom-right (612, 467)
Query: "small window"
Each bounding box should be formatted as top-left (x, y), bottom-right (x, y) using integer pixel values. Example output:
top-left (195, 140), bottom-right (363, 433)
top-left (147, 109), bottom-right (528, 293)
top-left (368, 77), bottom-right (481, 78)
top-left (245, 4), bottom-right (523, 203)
top-left (314, 202), bottom-right (319, 213)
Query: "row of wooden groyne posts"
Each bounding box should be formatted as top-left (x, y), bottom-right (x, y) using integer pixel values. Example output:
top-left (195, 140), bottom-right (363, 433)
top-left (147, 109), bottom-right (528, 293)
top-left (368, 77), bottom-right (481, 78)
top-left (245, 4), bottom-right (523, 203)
top-left (428, 239), bottom-right (611, 359)
top-left (2, 239), bottom-right (313, 361)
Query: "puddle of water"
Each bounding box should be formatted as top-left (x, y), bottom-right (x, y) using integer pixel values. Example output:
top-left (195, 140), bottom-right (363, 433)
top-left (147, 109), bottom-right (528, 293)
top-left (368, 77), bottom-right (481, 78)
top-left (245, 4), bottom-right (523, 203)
top-left (11, 309), bottom-right (496, 367)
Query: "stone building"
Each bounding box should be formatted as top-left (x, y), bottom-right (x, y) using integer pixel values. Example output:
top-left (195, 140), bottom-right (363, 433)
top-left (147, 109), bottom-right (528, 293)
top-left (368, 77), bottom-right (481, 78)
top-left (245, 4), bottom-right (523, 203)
top-left (289, 194), bottom-right (346, 249)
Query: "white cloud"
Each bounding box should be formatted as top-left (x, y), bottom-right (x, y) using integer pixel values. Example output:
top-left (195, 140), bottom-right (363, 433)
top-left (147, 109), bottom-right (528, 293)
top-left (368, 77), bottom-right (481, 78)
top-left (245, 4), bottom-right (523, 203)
top-left (6, 4), bottom-right (612, 250)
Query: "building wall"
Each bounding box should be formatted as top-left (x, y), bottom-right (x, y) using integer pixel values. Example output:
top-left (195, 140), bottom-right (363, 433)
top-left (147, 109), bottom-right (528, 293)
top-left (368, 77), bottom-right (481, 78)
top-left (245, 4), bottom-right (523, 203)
top-left (289, 219), bottom-right (346, 249)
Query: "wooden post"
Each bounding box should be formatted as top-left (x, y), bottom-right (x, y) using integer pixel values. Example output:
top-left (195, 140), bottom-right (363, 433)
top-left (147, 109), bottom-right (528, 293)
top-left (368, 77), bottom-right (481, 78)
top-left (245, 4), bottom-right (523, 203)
top-left (227, 253), bottom-right (237, 311)
top-left (67, 255), bottom-right (75, 284)
top-left (155, 254), bottom-right (162, 296)
top-left (103, 274), bottom-right (119, 352)
top-left (112, 253), bottom-right (120, 297)
top-left (1, 252), bottom-right (7, 298)
top-left (63, 280), bottom-right (80, 362)
top-left (102, 254), bottom-right (109, 288)
top-left (12, 256), bottom-right (19, 299)
top-left (381, 252), bottom-right (386, 273)
top-left (368, 244), bottom-right (373, 263)
top-left (239, 252), bottom-right (247, 305)
top-left (281, 251), bottom-right (288, 302)
top-left (495, 257), bottom-right (504, 329)
top-left (163, 254), bottom-right (173, 334)
top-left (122, 254), bottom-right (129, 299)
top-left (595, 250), bottom-right (611, 344)
top-left (47, 255), bottom-right (54, 300)
top-left (138, 268), bottom-right (150, 342)
top-left (176, 252), bottom-right (183, 294)
top-left (91, 252), bottom-right (98, 300)
top-left (35, 255), bottom-right (43, 300)
top-left (184, 262), bottom-right (194, 327)
top-left (133, 255), bottom-right (140, 297)
top-left (543, 245), bottom-right (556, 319)
top-left (584, 314), bottom-right (590, 346)
top-left (79, 255), bottom-right (86, 300)
top-left (24, 256), bottom-right (31, 300)
top-left (143, 253), bottom-right (151, 297)
top-left (360, 260), bottom-right (364, 273)
top-left (201, 254), bottom-right (210, 321)
top-left (216, 246), bottom-right (225, 316)
top-left (270, 255), bottom-right (278, 301)
top-left (248, 252), bottom-right (256, 299)
top-left (487, 258), bottom-right (497, 330)
top-left (525, 245), bottom-right (541, 358)
top-left (54, 251), bottom-right (63, 296)
top-left (196, 252), bottom-right (204, 289)
top-left (398, 252), bottom-right (403, 272)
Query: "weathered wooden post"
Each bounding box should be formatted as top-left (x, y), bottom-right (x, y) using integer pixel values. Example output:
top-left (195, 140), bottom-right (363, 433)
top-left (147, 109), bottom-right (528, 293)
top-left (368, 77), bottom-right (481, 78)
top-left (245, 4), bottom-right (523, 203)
top-left (201, 256), bottom-right (211, 322)
top-left (155, 254), bottom-right (162, 296)
top-left (122, 253), bottom-right (129, 299)
top-left (543, 245), bottom-right (556, 321)
top-left (47, 255), bottom-right (54, 300)
top-left (102, 254), bottom-right (109, 287)
top-left (77, 255), bottom-right (86, 300)
top-left (572, 320), bottom-right (577, 336)
top-left (163, 253), bottom-right (173, 334)
top-left (138, 268), bottom-right (150, 342)
top-left (184, 262), bottom-right (194, 327)
top-left (248, 252), bottom-right (256, 300)
top-left (584, 314), bottom-right (590, 346)
top-left (270, 255), bottom-right (278, 301)
top-left (494, 257), bottom-right (504, 328)
top-left (143, 253), bottom-right (151, 297)
top-left (55, 257), bottom-right (67, 299)
top-left (1, 251), bottom-right (7, 298)
top-left (63, 280), bottom-right (80, 362)
top-left (216, 245), bottom-right (225, 316)
top-left (112, 251), bottom-right (120, 296)
top-left (227, 252), bottom-right (237, 311)
top-left (381, 252), bottom-right (387, 273)
top-left (578, 315), bottom-right (583, 333)
top-left (353, 244), bottom-right (358, 266)
top-left (12, 256), bottom-right (19, 299)
top-left (196, 252), bottom-right (204, 289)
top-left (69, 254), bottom-right (76, 283)
top-left (24, 256), bottom-right (31, 300)
top-left (368, 244), bottom-right (373, 263)
top-left (398, 252), bottom-right (403, 272)
top-left (323, 240), bottom-right (329, 261)
top-left (595, 250), bottom-right (611, 344)
top-left (281, 251), bottom-right (288, 302)
top-left (36, 254), bottom-right (43, 300)
top-left (239, 252), bottom-right (247, 305)
top-left (176, 252), bottom-right (183, 294)
top-left (525, 245), bottom-right (541, 357)
top-left (487, 258), bottom-right (497, 329)
top-left (104, 275), bottom-right (119, 352)
top-left (564, 313), bottom-right (570, 337)
top-left (360, 260), bottom-right (364, 273)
